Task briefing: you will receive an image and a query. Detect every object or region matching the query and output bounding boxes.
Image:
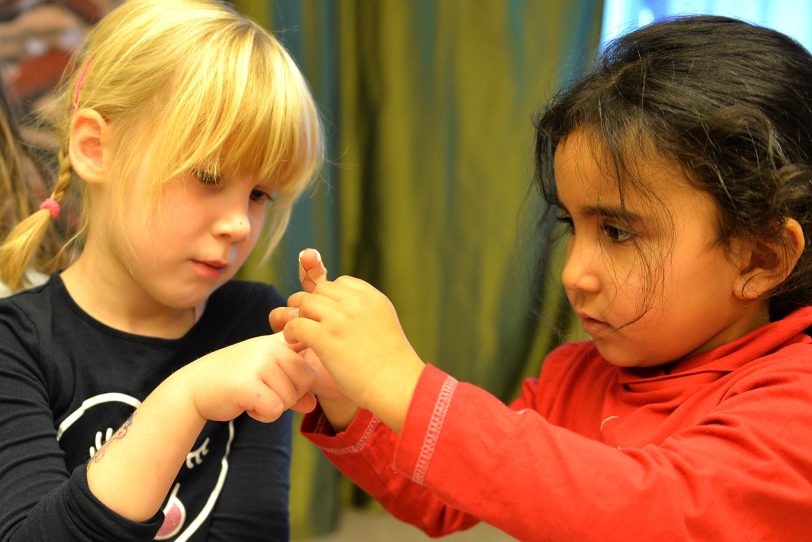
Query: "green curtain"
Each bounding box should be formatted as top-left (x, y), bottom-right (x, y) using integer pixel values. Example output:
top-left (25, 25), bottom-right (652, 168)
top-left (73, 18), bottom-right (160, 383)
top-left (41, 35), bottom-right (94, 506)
top-left (234, 1), bottom-right (603, 537)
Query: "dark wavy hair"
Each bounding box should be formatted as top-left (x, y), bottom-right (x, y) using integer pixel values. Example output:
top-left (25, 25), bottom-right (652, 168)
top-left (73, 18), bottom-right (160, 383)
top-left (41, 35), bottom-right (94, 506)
top-left (535, 15), bottom-right (812, 320)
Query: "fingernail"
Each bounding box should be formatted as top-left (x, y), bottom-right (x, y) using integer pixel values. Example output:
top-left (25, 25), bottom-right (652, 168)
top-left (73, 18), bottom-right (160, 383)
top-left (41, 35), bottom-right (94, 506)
top-left (289, 308), bottom-right (299, 319)
top-left (313, 249), bottom-right (322, 262)
top-left (298, 250), bottom-right (306, 262)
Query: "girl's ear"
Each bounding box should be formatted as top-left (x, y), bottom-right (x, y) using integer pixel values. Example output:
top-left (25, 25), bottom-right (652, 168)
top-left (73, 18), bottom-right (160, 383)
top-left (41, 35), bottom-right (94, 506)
top-left (734, 218), bottom-right (805, 300)
top-left (68, 108), bottom-right (109, 184)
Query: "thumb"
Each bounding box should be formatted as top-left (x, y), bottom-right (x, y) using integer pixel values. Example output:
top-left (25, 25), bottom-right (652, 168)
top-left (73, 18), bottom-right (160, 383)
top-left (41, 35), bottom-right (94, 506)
top-left (291, 392), bottom-right (317, 413)
top-left (299, 248), bottom-right (328, 293)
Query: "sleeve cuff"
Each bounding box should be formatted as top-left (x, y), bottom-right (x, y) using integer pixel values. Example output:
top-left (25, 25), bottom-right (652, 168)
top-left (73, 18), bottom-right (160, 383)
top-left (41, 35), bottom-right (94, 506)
top-left (394, 364), bottom-right (458, 484)
top-left (300, 365), bottom-right (458, 485)
top-left (301, 404), bottom-right (381, 454)
top-left (69, 464), bottom-right (164, 539)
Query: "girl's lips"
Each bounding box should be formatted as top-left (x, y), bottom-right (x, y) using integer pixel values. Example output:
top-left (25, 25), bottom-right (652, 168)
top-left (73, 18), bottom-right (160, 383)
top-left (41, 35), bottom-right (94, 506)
top-left (191, 260), bottom-right (226, 279)
top-left (579, 315), bottom-right (613, 337)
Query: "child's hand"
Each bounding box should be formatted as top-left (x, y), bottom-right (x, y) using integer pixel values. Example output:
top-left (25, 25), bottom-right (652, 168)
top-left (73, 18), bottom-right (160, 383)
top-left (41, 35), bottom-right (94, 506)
top-left (268, 249), bottom-right (359, 427)
top-left (178, 332), bottom-right (317, 424)
top-left (283, 276), bottom-right (425, 431)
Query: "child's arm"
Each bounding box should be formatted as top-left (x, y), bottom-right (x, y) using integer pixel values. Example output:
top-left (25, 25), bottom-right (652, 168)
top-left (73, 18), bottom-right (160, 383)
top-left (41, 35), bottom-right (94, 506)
top-left (85, 333), bottom-right (315, 522)
top-left (270, 249), bottom-right (360, 430)
top-left (301, 340), bottom-right (812, 541)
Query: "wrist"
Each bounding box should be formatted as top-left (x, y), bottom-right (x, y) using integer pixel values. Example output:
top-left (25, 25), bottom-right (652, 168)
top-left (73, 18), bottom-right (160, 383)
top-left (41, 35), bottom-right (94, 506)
top-left (166, 365), bottom-right (208, 426)
top-left (317, 396), bottom-right (359, 432)
top-left (361, 351), bottom-right (425, 433)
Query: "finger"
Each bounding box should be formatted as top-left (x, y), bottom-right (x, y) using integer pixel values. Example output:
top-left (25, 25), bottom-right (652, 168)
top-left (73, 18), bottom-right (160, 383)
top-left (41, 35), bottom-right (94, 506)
top-left (300, 348), bottom-right (335, 397)
top-left (267, 330), bottom-right (304, 352)
top-left (242, 388), bottom-right (286, 423)
top-left (299, 248), bottom-right (328, 293)
top-left (291, 392), bottom-right (317, 413)
top-left (300, 248), bottom-right (327, 277)
top-left (245, 406), bottom-right (285, 424)
top-left (268, 306), bottom-right (295, 333)
top-left (300, 347), bottom-right (322, 370)
top-left (287, 291), bottom-right (307, 308)
top-left (310, 278), bottom-right (362, 301)
top-left (274, 354), bottom-right (317, 398)
top-left (283, 316), bottom-right (323, 348)
top-left (297, 291), bottom-right (339, 321)
top-left (300, 347), bottom-right (329, 381)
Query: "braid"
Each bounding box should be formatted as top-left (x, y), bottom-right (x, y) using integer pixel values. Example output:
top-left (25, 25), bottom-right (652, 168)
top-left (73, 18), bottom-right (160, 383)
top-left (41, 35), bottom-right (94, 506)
top-left (50, 148), bottom-right (73, 207)
top-left (0, 147), bottom-right (73, 292)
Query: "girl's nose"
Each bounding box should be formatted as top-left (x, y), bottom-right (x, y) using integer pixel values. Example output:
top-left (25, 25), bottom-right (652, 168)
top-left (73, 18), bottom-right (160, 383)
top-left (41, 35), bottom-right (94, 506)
top-left (561, 238), bottom-right (601, 294)
top-left (213, 209), bottom-right (251, 242)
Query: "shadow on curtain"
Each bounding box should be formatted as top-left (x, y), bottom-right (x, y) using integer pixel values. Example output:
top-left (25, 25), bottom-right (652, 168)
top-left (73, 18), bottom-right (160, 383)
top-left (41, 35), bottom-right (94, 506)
top-left (234, 0), bottom-right (603, 537)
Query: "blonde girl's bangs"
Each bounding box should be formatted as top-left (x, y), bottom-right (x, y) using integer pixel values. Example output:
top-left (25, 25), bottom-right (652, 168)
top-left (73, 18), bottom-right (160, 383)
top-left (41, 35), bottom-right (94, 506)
top-left (146, 17), bottom-right (324, 203)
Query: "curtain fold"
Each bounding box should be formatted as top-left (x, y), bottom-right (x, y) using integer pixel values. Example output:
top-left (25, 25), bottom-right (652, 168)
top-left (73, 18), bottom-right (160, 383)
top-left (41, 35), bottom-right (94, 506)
top-left (234, 1), bottom-right (603, 537)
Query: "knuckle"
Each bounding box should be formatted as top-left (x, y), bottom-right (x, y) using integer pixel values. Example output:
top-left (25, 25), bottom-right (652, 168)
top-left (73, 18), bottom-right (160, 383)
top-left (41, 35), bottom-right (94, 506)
top-left (313, 282), bottom-right (328, 295)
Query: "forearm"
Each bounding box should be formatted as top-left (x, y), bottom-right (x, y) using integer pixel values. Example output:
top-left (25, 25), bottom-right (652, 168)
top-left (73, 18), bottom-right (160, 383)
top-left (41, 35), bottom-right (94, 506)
top-left (86, 370), bottom-right (205, 521)
top-left (301, 406), bottom-right (480, 537)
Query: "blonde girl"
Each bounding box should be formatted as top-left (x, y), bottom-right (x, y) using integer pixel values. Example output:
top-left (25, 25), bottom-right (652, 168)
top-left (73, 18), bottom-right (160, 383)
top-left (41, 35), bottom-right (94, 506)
top-left (0, 1), bottom-right (322, 540)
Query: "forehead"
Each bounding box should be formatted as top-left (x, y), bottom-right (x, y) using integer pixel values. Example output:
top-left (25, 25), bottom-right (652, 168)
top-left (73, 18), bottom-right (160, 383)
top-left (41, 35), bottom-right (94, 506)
top-left (553, 130), bottom-right (712, 219)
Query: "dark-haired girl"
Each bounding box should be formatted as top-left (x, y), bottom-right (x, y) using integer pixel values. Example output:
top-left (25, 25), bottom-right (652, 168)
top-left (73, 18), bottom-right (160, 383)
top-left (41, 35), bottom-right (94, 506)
top-left (276, 16), bottom-right (812, 541)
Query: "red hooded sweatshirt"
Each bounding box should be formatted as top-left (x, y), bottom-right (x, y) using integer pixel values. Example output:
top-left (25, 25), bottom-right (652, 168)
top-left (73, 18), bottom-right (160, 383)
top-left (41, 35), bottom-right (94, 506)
top-left (303, 307), bottom-right (812, 541)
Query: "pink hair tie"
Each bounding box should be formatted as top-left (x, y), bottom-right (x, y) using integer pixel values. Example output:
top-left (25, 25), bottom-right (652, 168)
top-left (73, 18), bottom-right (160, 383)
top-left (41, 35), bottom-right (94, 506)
top-left (40, 198), bottom-right (60, 220)
top-left (71, 60), bottom-right (92, 114)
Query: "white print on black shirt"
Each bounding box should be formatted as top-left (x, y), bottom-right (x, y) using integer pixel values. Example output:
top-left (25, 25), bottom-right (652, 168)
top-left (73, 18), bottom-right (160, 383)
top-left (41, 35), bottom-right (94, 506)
top-left (89, 427), bottom-right (114, 460)
top-left (56, 392), bottom-right (235, 541)
top-left (186, 438), bottom-right (210, 469)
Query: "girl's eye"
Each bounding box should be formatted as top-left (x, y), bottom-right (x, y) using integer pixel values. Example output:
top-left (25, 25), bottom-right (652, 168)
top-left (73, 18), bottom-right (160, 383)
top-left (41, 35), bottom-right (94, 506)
top-left (194, 170), bottom-right (221, 187)
top-left (250, 189), bottom-right (276, 203)
top-left (602, 223), bottom-right (634, 243)
top-left (555, 214), bottom-right (575, 233)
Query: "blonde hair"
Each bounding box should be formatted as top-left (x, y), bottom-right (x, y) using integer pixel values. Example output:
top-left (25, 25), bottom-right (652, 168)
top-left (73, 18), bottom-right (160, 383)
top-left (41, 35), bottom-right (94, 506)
top-left (0, 83), bottom-right (63, 289)
top-left (0, 0), bottom-right (323, 291)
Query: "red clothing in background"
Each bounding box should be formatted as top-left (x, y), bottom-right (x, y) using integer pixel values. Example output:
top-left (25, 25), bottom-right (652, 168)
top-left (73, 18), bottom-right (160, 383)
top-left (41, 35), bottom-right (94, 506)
top-left (302, 307), bottom-right (812, 541)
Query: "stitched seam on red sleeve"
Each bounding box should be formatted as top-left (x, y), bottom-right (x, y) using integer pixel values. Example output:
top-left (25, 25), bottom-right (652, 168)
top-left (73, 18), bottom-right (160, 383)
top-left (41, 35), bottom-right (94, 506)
top-left (321, 416), bottom-right (380, 455)
top-left (412, 375), bottom-right (457, 484)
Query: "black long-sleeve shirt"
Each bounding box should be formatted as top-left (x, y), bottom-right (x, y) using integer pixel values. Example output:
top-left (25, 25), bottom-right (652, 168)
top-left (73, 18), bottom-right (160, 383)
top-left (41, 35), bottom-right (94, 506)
top-left (0, 275), bottom-right (292, 541)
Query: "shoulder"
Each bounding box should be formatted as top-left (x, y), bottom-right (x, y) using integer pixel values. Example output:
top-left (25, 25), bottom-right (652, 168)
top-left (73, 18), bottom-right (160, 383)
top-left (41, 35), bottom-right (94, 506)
top-left (0, 274), bottom-right (62, 331)
top-left (0, 276), bottom-right (65, 381)
top-left (727, 341), bottom-right (812, 393)
top-left (0, 270), bottom-right (48, 299)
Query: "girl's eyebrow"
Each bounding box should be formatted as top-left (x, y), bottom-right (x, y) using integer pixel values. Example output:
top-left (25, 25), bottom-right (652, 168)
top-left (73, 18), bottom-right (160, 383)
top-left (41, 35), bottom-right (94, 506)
top-left (582, 205), bottom-right (644, 223)
top-left (555, 198), bottom-right (643, 223)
